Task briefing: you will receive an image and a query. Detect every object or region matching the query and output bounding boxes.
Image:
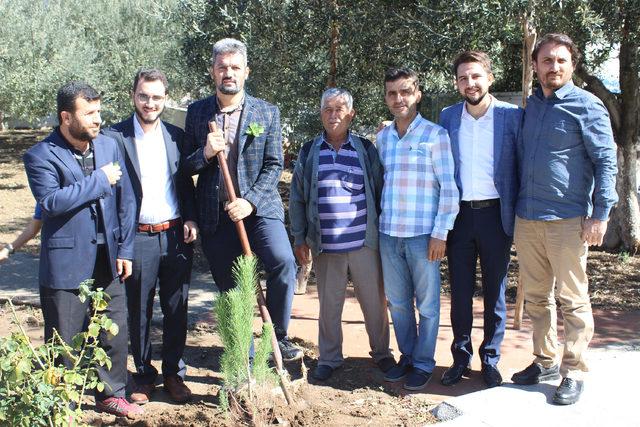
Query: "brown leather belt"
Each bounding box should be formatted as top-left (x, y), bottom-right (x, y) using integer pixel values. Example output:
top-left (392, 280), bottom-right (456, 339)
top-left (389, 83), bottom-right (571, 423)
top-left (461, 198), bottom-right (500, 209)
top-left (138, 218), bottom-right (181, 233)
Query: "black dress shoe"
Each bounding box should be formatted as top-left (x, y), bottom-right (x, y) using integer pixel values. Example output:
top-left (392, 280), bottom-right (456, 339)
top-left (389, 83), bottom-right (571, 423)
top-left (553, 377), bottom-right (583, 405)
top-left (441, 364), bottom-right (470, 386)
top-left (481, 364), bottom-right (503, 388)
top-left (511, 362), bottom-right (560, 385)
top-left (312, 365), bottom-right (335, 381)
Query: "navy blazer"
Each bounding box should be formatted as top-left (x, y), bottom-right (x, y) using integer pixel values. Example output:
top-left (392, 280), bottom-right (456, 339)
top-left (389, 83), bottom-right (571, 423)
top-left (182, 93), bottom-right (284, 233)
top-left (439, 99), bottom-right (522, 236)
top-left (102, 116), bottom-right (196, 225)
top-left (23, 130), bottom-right (136, 289)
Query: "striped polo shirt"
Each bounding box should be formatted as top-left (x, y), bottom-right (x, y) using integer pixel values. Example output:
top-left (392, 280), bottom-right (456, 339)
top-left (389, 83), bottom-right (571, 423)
top-left (318, 134), bottom-right (367, 253)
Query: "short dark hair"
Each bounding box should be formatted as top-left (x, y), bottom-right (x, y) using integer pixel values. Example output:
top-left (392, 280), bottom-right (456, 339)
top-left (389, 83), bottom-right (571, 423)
top-left (56, 81), bottom-right (101, 123)
top-left (132, 68), bottom-right (169, 94)
top-left (452, 50), bottom-right (493, 76)
top-left (384, 67), bottom-right (419, 92)
top-left (532, 33), bottom-right (582, 66)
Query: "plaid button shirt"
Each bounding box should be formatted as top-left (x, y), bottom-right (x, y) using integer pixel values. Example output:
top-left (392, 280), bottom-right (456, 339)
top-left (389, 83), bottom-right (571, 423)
top-left (377, 113), bottom-right (459, 240)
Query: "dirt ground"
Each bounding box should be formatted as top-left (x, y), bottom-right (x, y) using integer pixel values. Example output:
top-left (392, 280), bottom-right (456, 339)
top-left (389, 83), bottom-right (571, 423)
top-left (2, 304), bottom-right (439, 426)
top-left (1, 130), bottom-right (639, 426)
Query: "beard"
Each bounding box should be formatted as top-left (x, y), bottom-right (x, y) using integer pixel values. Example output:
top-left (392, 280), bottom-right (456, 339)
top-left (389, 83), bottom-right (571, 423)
top-left (68, 121), bottom-right (98, 142)
top-left (217, 80), bottom-right (241, 95)
top-left (134, 104), bottom-right (164, 125)
top-left (541, 72), bottom-right (565, 90)
top-left (464, 90), bottom-right (488, 106)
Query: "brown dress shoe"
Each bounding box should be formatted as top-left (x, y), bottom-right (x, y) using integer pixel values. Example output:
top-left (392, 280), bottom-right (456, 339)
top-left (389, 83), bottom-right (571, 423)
top-left (164, 375), bottom-right (192, 403)
top-left (130, 383), bottom-right (155, 405)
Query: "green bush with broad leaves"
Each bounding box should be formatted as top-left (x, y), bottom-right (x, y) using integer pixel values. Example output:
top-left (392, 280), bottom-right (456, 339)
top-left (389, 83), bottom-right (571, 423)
top-left (0, 280), bottom-right (119, 426)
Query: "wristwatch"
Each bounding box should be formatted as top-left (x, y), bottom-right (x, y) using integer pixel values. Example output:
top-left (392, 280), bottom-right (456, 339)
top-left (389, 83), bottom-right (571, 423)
top-left (5, 243), bottom-right (14, 254)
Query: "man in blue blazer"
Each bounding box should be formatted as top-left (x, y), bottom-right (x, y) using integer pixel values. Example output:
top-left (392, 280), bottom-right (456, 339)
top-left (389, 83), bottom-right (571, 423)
top-left (23, 82), bottom-right (142, 418)
top-left (439, 51), bottom-right (521, 388)
top-left (103, 69), bottom-right (198, 405)
top-left (182, 38), bottom-right (301, 360)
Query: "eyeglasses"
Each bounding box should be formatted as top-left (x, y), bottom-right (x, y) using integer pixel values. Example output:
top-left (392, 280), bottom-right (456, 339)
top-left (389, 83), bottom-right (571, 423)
top-left (136, 93), bottom-right (165, 104)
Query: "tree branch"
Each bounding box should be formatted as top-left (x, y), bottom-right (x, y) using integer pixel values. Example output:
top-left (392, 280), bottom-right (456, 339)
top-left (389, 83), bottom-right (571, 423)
top-left (575, 65), bottom-right (622, 135)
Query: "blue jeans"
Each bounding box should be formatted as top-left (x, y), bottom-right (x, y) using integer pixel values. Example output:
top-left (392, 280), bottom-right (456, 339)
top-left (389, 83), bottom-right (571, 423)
top-left (379, 232), bottom-right (441, 373)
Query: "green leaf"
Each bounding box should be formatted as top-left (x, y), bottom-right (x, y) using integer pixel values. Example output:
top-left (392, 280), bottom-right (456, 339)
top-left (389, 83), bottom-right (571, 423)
top-left (102, 318), bottom-right (113, 330)
top-left (95, 299), bottom-right (108, 312)
top-left (88, 323), bottom-right (100, 338)
top-left (93, 347), bottom-right (108, 364)
top-left (246, 122), bottom-right (265, 137)
top-left (71, 334), bottom-right (85, 350)
top-left (67, 389), bottom-right (80, 402)
top-left (108, 323), bottom-right (119, 337)
top-left (63, 372), bottom-right (76, 384)
top-left (96, 382), bottom-right (105, 393)
top-left (15, 359), bottom-right (30, 379)
top-left (74, 374), bottom-right (84, 385)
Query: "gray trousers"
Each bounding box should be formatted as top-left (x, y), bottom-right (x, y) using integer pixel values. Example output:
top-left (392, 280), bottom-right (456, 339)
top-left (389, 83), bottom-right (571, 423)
top-left (313, 245), bottom-right (392, 367)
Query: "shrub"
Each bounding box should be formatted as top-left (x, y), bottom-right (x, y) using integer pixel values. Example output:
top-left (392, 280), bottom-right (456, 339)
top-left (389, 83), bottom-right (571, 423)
top-left (0, 280), bottom-right (118, 426)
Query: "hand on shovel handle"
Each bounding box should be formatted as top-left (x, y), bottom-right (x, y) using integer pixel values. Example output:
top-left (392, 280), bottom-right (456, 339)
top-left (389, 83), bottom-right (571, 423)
top-left (205, 120), bottom-right (225, 160)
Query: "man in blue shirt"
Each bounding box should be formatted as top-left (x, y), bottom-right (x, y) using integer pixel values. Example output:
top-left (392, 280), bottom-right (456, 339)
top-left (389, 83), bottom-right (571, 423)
top-left (511, 33), bottom-right (618, 406)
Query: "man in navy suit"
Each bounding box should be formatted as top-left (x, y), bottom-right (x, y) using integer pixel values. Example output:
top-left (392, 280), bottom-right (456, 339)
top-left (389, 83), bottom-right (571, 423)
top-left (438, 51), bottom-right (521, 388)
top-left (182, 38), bottom-right (301, 360)
top-left (103, 69), bottom-right (198, 405)
top-left (23, 82), bottom-right (143, 419)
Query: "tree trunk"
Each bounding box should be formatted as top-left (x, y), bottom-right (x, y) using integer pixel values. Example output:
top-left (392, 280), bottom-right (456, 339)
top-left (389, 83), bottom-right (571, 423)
top-left (326, 0), bottom-right (339, 88)
top-left (577, 9), bottom-right (640, 252)
top-left (608, 11), bottom-right (640, 252)
top-left (520, 10), bottom-right (536, 107)
top-left (606, 143), bottom-right (640, 252)
top-left (514, 8), bottom-right (537, 330)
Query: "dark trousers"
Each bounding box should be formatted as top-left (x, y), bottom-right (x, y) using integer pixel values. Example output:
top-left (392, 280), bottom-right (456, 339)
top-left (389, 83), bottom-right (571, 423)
top-left (40, 246), bottom-right (128, 399)
top-left (446, 203), bottom-right (511, 367)
top-left (126, 225), bottom-right (192, 384)
top-left (201, 212), bottom-right (296, 340)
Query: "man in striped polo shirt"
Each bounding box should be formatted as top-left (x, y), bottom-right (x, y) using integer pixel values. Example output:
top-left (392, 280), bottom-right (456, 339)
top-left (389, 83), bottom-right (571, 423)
top-left (290, 88), bottom-right (395, 381)
top-left (377, 68), bottom-right (459, 391)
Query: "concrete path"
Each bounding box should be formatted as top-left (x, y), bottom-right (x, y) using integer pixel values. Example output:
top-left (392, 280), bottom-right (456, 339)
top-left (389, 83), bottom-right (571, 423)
top-left (2, 252), bottom-right (639, 426)
top-left (433, 348), bottom-right (639, 427)
top-left (0, 252), bottom-right (217, 324)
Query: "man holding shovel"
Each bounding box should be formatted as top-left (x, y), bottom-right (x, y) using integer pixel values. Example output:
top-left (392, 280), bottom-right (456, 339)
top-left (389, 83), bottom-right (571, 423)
top-left (182, 38), bottom-right (302, 361)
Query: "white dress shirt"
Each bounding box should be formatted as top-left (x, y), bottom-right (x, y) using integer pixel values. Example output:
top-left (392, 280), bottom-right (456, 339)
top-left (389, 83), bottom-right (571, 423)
top-left (133, 115), bottom-right (180, 224)
top-left (458, 99), bottom-right (500, 201)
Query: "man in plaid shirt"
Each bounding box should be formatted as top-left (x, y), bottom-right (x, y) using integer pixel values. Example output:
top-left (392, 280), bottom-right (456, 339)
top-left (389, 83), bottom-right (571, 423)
top-left (182, 38), bottom-right (301, 361)
top-left (377, 68), bottom-right (459, 391)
